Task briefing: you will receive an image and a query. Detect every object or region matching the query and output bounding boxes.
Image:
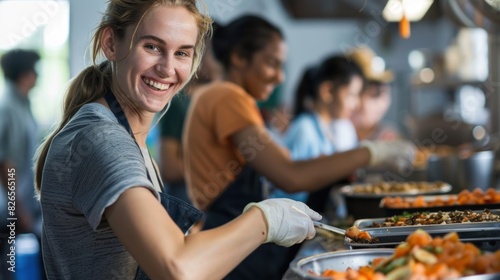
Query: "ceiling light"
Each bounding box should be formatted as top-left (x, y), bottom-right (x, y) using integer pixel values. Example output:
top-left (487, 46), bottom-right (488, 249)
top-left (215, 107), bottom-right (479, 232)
top-left (383, 0), bottom-right (434, 22)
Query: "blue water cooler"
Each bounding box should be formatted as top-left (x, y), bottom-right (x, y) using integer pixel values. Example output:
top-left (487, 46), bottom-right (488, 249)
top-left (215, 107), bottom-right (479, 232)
top-left (15, 233), bottom-right (42, 280)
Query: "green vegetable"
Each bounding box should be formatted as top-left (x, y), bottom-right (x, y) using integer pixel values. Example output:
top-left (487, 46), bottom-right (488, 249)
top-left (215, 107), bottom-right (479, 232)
top-left (376, 256), bottom-right (408, 274)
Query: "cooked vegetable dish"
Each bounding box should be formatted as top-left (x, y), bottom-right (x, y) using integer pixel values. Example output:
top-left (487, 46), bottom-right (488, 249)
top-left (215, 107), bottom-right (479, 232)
top-left (369, 209), bottom-right (500, 228)
top-left (314, 229), bottom-right (500, 279)
top-left (351, 181), bottom-right (447, 195)
top-left (381, 188), bottom-right (500, 208)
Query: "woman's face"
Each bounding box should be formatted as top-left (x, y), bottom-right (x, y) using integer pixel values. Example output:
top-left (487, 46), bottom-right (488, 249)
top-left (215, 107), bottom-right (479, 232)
top-left (238, 34), bottom-right (286, 101)
top-left (331, 75), bottom-right (363, 119)
top-left (352, 84), bottom-right (392, 128)
top-left (110, 5), bottom-right (198, 114)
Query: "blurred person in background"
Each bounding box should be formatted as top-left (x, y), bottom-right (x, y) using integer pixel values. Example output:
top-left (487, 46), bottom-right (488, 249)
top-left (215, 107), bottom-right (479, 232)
top-left (279, 55), bottom-right (364, 215)
top-left (183, 15), bottom-right (415, 279)
top-left (159, 21), bottom-right (222, 204)
top-left (0, 49), bottom-right (43, 280)
top-left (349, 46), bottom-right (402, 141)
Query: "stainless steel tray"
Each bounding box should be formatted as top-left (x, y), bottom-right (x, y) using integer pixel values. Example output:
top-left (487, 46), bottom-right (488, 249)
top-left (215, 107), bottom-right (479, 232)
top-left (379, 194), bottom-right (500, 216)
top-left (459, 275), bottom-right (500, 280)
top-left (353, 209), bottom-right (500, 234)
top-left (340, 181), bottom-right (451, 198)
top-left (289, 249), bottom-right (394, 279)
top-left (344, 227), bottom-right (500, 251)
top-left (345, 209), bottom-right (500, 251)
top-left (341, 182), bottom-right (452, 219)
top-left (289, 249), bottom-right (500, 280)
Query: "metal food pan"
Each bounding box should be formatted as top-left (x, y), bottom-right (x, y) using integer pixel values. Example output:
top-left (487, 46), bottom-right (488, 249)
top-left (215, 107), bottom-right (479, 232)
top-left (344, 227), bottom-right (500, 252)
top-left (341, 182), bottom-right (451, 219)
top-left (353, 209), bottom-right (500, 234)
top-left (379, 194), bottom-right (500, 217)
top-left (341, 182), bottom-right (452, 198)
top-left (289, 248), bottom-right (500, 280)
top-left (459, 275), bottom-right (500, 280)
top-left (289, 249), bottom-right (394, 279)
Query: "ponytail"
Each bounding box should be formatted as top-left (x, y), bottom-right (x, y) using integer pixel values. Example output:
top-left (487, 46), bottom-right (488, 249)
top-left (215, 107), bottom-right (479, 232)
top-left (34, 62), bottom-right (111, 194)
top-left (292, 66), bottom-right (317, 117)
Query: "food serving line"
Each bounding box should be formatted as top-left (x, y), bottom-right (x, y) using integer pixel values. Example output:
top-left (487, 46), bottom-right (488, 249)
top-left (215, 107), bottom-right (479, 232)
top-left (282, 181), bottom-right (500, 280)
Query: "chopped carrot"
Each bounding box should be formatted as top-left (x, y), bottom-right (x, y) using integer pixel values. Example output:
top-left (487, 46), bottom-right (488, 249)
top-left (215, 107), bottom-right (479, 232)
top-left (406, 229), bottom-right (432, 247)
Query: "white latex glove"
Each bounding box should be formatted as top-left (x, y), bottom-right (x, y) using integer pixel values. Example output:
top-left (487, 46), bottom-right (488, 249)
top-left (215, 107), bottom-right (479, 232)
top-left (360, 139), bottom-right (416, 171)
top-left (243, 198), bottom-right (322, 247)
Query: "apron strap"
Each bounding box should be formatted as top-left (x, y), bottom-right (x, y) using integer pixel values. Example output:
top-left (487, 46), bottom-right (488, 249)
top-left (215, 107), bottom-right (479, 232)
top-left (103, 90), bottom-right (204, 280)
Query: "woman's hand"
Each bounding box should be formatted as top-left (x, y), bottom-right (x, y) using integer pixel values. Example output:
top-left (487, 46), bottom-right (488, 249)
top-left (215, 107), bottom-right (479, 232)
top-left (243, 198), bottom-right (322, 247)
top-left (360, 139), bottom-right (416, 171)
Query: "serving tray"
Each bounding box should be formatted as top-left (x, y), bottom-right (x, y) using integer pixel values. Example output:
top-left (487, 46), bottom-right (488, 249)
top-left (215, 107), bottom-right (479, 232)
top-left (290, 249), bottom-right (500, 280)
top-left (340, 182), bottom-right (451, 219)
top-left (345, 209), bottom-right (500, 251)
top-left (341, 181), bottom-right (451, 198)
top-left (379, 194), bottom-right (500, 216)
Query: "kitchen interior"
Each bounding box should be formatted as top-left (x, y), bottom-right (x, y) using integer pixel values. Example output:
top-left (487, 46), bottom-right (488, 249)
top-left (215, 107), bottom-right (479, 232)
top-left (1, 0), bottom-right (500, 279)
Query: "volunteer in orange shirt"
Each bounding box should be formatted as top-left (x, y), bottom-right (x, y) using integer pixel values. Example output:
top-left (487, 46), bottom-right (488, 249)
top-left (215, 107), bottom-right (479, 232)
top-left (183, 15), bottom-right (416, 280)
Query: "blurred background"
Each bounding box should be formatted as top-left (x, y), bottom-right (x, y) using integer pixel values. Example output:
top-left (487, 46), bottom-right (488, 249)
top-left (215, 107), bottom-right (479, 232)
top-left (0, 0), bottom-right (499, 170)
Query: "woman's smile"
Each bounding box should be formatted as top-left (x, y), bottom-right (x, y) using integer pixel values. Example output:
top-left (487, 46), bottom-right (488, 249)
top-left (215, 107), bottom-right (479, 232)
top-left (142, 76), bottom-right (172, 91)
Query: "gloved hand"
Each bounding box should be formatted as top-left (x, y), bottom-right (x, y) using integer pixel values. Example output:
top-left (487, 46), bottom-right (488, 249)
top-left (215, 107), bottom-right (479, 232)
top-left (243, 198), bottom-right (322, 247)
top-left (360, 139), bottom-right (416, 171)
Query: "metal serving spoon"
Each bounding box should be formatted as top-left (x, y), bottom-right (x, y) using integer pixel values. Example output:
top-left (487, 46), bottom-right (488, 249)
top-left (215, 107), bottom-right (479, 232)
top-left (313, 221), bottom-right (346, 235)
top-left (313, 221), bottom-right (380, 243)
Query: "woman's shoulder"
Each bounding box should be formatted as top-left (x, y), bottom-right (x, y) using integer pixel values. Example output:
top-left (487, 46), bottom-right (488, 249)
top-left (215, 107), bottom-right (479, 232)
top-left (288, 113), bottom-right (317, 130)
top-left (197, 81), bottom-right (250, 101)
top-left (59, 103), bottom-right (131, 142)
top-left (285, 113), bottom-right (319, 139)
top-left (75, 103), bottom-right (117, 122)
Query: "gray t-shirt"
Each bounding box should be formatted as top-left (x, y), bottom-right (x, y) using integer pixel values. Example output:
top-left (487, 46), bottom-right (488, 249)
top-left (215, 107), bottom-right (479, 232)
top-left (40, 103), bottom-right (160, 280)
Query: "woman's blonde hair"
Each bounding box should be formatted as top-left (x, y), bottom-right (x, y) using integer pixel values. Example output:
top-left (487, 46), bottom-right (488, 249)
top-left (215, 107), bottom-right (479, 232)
top-left (35, 0), bottom-right (212, 193)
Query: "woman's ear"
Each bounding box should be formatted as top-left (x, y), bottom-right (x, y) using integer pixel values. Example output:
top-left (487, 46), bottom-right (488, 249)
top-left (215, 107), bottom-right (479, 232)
top-left (229, 51), bottom-right (247, 70)
top-left (318, 81), bottom-right (334, 104)
top-left (101, 27), bottom-right (118, 61)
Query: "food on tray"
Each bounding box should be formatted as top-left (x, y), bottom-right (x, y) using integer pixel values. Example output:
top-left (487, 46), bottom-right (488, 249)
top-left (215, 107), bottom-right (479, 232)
top-left (315, 229), bottom-right (500, 280)
top-left (350, 181), bottom-right (448, 195)
top-left (381, 188), bottom-right (500, 208)
top-left (413, 145), bottom-right (455, 169)
top-left (345, 226), bottom-right (379, 244)
top-left (368, 209), bottom-right (500, 228)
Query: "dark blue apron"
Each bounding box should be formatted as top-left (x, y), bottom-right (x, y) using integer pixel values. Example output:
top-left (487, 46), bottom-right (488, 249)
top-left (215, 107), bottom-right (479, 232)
top-left (203, 165), bottom-right (297, 280)
top-left (104, 91), bottom-right (204, 280)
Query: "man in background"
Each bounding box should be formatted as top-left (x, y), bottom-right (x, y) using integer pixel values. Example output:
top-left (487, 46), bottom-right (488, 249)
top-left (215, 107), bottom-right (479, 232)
top-left (0, 49), bottom-right (43, 279)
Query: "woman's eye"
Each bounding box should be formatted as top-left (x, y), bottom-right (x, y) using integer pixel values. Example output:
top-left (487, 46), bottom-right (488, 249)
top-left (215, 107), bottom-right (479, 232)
top-left (268, 60), bottom-right (278, 68)
top-left (145, 44), bottom-right (159, 52)
top-left (176, 51), bottom-right (190, 57)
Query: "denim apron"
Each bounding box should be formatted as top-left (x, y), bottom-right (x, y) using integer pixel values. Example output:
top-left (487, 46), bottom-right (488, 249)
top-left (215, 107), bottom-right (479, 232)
top-left (104, 91), bottom-right (204, 280)
top-left (202, 165), bottom-right (297, 280)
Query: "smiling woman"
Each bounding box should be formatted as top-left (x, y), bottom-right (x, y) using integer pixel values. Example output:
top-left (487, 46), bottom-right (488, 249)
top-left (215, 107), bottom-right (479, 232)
top-left (32, 1), bottom-right (323, 280)
top-left (101, 5), bottom-right (198, 116)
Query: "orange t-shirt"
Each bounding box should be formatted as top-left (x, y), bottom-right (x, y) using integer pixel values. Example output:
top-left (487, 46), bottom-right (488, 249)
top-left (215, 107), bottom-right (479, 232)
top-left (183, 82), bottom-right (264, 211)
